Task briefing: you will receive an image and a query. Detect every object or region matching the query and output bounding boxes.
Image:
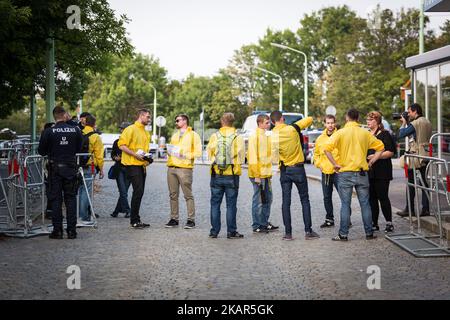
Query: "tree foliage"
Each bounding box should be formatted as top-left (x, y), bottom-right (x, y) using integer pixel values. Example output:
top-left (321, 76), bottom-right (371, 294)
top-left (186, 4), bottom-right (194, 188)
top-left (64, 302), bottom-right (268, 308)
top-left (0, 0), bottom-right (132, 118)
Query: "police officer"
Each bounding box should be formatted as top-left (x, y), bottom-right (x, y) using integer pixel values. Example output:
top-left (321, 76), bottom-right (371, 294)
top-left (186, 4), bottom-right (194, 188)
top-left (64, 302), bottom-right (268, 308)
top-left (38, 106), bottom-right (83, 239)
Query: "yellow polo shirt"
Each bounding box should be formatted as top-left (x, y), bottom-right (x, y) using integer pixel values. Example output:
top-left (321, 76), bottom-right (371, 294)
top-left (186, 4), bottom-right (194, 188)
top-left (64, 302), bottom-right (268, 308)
top-left (167, 127), bottom-right (202, 169)
top-left (207, 127), bottom-right (244, 176)
top-left (314, 129), bottom-right (339, 175)
top-left (248, 128), bottom-right (272, 178)
top-left (323, 121), bottom-right (384, 172)
top-left (118, 121), bottom-right (151, 167)
top-left (82, 126), bottom-right (104, 170)
top-left (271, 117), bottom-right (313, 167)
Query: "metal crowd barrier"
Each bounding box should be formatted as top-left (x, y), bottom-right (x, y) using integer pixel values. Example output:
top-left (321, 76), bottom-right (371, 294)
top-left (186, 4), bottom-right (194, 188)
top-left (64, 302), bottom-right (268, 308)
top-left (385, 154), bottom-right (450, 257)
top-left (0, 145), bottom-right (49, 238)
top-left (75, 153), bottom-right (98, 229)
top-left (428, 132), bottom-right (450, 158)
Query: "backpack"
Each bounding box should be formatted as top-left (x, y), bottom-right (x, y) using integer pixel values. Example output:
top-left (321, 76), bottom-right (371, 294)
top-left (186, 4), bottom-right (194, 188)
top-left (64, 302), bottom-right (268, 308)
top-left (291, 123), bottom-right (306, 157)
top-left (214, 131), bottom-right (237, 173)
top-left (79, 131), bottom-right (96, 167)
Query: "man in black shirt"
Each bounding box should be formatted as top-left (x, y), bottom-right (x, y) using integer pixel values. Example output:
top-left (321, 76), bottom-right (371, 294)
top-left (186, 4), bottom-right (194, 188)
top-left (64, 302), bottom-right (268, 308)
top-left (110, 122), bottom-right (131, 218)
top-left (38, 106), bottom-right (83, 239)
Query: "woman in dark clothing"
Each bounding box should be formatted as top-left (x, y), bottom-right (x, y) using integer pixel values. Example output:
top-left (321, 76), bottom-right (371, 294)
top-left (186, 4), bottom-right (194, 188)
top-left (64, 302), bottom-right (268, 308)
top-left (366, 111), bottom-right (396, 233)
top-left (110, 122), bottom-right (132, 218)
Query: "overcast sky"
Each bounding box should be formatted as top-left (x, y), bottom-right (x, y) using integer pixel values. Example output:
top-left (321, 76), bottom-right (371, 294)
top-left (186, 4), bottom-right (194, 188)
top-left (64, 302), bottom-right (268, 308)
top-left (107, 0), bottom-right (450, 80)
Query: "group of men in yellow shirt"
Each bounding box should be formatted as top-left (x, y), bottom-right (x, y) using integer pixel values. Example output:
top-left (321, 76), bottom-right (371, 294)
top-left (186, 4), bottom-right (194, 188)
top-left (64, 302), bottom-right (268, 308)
top-left (114, 107), bottom-right (385, 241)
top-left (247, 108), bottom-right (385, 241)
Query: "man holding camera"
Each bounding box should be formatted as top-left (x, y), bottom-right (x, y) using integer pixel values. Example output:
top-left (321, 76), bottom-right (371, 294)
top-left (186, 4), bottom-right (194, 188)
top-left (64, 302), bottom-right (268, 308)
top-left (118, 109), bottom-right (152, 229)
top-left (396, 103), bottom-right (432, 217)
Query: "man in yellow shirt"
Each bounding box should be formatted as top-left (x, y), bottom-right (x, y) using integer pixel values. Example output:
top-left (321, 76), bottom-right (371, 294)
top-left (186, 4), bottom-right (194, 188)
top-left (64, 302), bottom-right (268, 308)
top-left (324, 108), bottom-right (384, 241)
top-left (78, 115), bottom-right (104, 223)
top-left (165, 114), bottom-right (202, 229)
top-left (314, 114), bottom-right (341, 228)
top-left (270, 110), bottom-right (320, 241)
top-left (207, 113), bottom-right (245, 239)
top-left (247, 114), bottom-right (278, 233)
top-left (118, 109), bottom-right (152, 229)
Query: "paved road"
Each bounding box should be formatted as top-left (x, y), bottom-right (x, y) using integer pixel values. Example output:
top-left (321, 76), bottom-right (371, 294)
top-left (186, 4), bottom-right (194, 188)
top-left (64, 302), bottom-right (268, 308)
top-left (0, 162), bottom-right (449, 299)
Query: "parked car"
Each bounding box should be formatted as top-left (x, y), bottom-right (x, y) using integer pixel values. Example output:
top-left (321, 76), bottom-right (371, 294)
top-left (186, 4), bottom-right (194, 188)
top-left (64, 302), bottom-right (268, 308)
top-left (303, 129), bottom-right (323, 164)
top-left (239, 111), bottom-right (305, 162)
top-left (100, 133), bottom-right (120, 159)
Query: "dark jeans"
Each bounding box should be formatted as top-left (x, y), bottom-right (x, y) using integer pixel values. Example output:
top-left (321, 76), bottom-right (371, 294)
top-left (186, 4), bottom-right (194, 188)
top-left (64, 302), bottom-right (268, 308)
top-left (210, 175), bottom-right (239, 235)
top-left (337, 172), bottom-right (372, 236)
top-left (321, 173), bottom-right (338, 221)
top-left (369, 179), bottom-right (392, 225)
top-left (47, 164), bottom-right (78, 233)
top-left (126, 166), bottom-right (146, 224)
top-left (113, 165), bottom-right (131, 215)
top-left (280, 165), bottom-right (312, 234)
top-left (407, 166), bottom-right (429, 211)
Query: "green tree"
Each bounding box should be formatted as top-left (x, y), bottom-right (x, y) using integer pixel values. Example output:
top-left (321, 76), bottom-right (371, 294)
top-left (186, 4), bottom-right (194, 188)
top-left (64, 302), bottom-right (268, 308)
top-left (83, 54), bottom-right (169, 133)
top-left (0, 0), bottom-right (132, 118)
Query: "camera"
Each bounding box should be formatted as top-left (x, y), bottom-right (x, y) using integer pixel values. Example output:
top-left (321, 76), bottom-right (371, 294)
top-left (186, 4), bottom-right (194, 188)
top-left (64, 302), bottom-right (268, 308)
top-left (143, 154), bottom-right (153, 164)
top-left (392, 111), bottom-right (409, 121)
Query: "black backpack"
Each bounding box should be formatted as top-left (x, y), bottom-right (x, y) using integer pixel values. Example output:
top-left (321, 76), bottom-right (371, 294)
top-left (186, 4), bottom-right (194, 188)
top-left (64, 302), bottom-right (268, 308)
top-left (79, 131), bottom-right (96, 167)
top-left (291, 123), bottom-right (306, 155)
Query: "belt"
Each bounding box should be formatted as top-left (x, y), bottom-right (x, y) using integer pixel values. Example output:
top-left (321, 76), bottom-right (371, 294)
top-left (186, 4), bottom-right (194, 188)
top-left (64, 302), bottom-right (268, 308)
top-left (168, 166), bottom-right (192, 170)
top-left (286, 162), bottom-right (304, 168)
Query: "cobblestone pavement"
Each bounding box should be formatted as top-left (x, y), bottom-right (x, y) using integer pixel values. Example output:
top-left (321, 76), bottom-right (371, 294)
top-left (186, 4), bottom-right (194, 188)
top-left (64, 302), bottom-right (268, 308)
top-left (0, 162), bottom-right (449, 300)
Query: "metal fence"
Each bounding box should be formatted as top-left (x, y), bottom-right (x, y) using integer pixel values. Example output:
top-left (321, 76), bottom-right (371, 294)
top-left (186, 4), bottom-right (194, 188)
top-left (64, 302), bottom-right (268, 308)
top-left (386, 153), bottom-right (450, 257)
top-left (0, 143), bottom-right (49, 238)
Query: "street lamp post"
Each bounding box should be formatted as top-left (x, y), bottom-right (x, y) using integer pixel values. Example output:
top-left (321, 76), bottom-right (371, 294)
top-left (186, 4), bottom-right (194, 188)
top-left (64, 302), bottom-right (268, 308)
top-left (254, 66), bottom-right (283, 111)
top-left (419, 0), bottom-right (425, 54)
top-left (129, 74), bottom-right (158, 143)
top-left (271, 42), bottom-right (308, 117)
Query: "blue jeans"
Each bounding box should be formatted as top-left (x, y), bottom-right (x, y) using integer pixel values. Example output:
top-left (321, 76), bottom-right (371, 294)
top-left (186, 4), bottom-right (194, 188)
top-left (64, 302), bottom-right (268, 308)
top-left (250, 178), bottom-right (273, 229)
top-left (336, 171), bottom-right (373, 236)
top-left (78, 168), bottom-right (93, 221)
top-left (280, 165), bottom-right (312, 234)
top-left (113, 166), bottom-right (131, 215)
top-left (322, 173), bottom-right (338, 221)
top-left (210, 175), bottom-right (239, 235)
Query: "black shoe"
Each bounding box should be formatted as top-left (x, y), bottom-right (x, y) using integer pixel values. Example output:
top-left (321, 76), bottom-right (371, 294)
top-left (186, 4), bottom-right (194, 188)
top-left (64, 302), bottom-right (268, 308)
top-left (184, 220), bottom-right (196, 229)
top-left (95, 214), bottom-right (100, 218)
top-left (320, 220), bottom-right (335, 228)
top-left (209, 233), bottom-right (218, 239)
top-left (131, 222), bottom-right (149, 229)
top-left (282, 234), bottom-right (294, 241)
top-left (165, 219), bottom-right (179, 228)
top-left (366, 234), bottom-right (377, 240)
top-left (420, 209), bottom-right (430, 217)
top-left (372, 224), bottom-right (380, 232)
top-left (49, 230), bottom-right (63, 239)
top-left (384, 223), bottom-right (394, 233)
top-left (67, 230), bottom-right (77, 239)
top-left (227, 231), bottom-right (244, 239)
top-left (253, 227), bottom-right (269, 234)
top-left (111, 212), bottom-right (118, 218)
top-left (305, 230), bottom-right (320, 240)
top-left (124, 213), bottom-right (130, 218)
top-left (396, 209), bottom-right (410, 217)
top-left (266, 222), bottom-right (279, 231)
top-left (332, 234), bottom-right (348, 241)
